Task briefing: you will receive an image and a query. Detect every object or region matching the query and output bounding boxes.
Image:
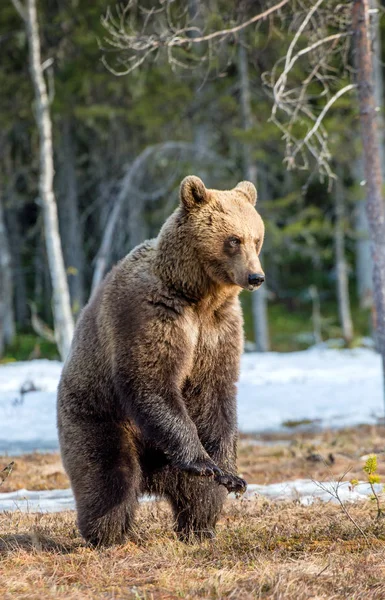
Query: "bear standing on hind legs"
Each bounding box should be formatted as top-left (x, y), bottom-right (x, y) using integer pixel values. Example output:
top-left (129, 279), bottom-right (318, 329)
top-left (57, 175), bottom-right (265, 546)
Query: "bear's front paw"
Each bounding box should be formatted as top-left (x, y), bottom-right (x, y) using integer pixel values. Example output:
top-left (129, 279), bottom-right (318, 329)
top-left (179, 458), bottom-right (223, 478)
top-left (214, 472), bottom-right (247, 495)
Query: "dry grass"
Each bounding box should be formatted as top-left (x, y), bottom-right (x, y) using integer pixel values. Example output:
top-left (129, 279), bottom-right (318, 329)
top-left (2, 424), bottom-right (384, 493)
top-left (0, 452), bottom-right (67, 492)
top-left (1, 425), bottom-right (385, 599)
top-left (238, 424), bottom-right (385, 485)
top-left (2, 500), bottom-right (385, 599)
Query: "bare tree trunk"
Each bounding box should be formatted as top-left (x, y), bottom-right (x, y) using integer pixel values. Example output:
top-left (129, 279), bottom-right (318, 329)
top-left (238, 35), bottom-right (270, 352)
top-left (354, 157), bottom-right (373, 309)
top-left (334, 171), bottom-right (354, 345)
top-left (353, 0), bottom-right (385, 402)
top-left (369, 0), bottom-right (385, 177)
top-left (13, 0), bottom-right (74, 358)
top-left (0, 194), bottom-right (15, 356)
top-left (57, 117), bottom-right (85, 316)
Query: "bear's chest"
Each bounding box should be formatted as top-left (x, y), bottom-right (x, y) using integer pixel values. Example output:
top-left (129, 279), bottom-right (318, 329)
top-left (184, 309), bottom-right (221, 355)
top-left (182, 303), bottom-right (242, 376)
top-left (180, 304), bottom-right (243, 413)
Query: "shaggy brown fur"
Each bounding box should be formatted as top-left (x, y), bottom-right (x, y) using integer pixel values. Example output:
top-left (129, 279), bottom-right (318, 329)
top-left (57, 176), bottom-right (265, 546)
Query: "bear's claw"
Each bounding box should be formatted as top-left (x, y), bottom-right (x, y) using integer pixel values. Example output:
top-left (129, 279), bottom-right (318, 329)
top-left (179, 459), bottom-right (223, 478)
top-left (215, 473), bottom-right (247, 495)
top-left (178, 460), bottom-right (247, 495)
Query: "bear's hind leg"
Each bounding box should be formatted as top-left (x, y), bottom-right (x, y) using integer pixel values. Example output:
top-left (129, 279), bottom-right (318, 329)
top-left (77, 472), bottom-right (139, 548)
top-left (60, 419), bottom-right (141, 547)
top-left (166, 475), bottom-right (227, 541)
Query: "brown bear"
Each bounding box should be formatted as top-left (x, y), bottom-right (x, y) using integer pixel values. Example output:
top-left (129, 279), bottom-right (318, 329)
top-left (57, 175), bottom-right (265, 546)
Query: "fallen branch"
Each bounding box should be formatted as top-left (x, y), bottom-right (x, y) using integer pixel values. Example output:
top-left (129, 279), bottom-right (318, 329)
top-left (0, 462), bottom-right (15, 487)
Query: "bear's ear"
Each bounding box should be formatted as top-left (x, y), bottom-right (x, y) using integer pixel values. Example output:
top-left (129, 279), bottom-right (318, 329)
top-left (180, 176), bottom-right (209, 210)
top-left (235, 181), bottom-right (257, 206)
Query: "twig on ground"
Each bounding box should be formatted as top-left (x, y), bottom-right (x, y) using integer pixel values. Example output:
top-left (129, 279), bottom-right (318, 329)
top-left (0, 462), bottom-right (15, 487)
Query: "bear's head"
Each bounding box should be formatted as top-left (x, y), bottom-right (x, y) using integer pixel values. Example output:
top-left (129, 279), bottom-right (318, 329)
top-left (179, 175), bottom-right (265, 292)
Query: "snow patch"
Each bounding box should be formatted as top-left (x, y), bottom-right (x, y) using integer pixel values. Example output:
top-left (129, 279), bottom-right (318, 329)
top-left (0, 360), bottom-right (62, 454)
top-left (238, 348), bottom-right (382, 433)
top-left (0, 349), bottom-right (382, 453)
top-left (245, 479), bottom-right (383, 506)
top-left (0, 480), bottom-right (380, 513)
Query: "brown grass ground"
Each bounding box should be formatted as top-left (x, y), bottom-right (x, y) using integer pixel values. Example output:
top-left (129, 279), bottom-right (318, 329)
top-left (1, 425), bottom-right (385, 599)
top-left (2, 424), bottom-right (385, 493)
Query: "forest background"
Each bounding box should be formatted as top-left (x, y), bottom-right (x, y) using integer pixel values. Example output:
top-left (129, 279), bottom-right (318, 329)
top-left (0, 0), bottom-right (383, 361)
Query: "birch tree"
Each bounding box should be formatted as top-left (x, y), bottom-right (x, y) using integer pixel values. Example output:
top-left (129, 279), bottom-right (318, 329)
top-left (11, 0), bottom-right (74, 359)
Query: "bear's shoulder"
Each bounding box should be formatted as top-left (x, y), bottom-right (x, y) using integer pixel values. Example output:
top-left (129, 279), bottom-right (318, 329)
top-left (127, 239), bottom-right (157, 263)
top-left (101, 238), bottom-right (188, 323)
top-left (109, 239), bottom-right (157, 287)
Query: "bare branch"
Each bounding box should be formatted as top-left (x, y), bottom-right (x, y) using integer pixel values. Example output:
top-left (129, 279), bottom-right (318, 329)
top-left (314, 478), bottom-right (370, 542)
top-left (274, 0), bottom-right (326, 108)
top-left (10, 0), bottom-right (26, 21)
top-left (101, 48), bottom-right (154, 77)
top-left (273, 32), bottom-right (350, 111)
top-left (165, 0), bottom-right (291, 46)
top-left (264, 0), bottom-right (353, 179)
top-left (0, 461), bottom-right (15, 487)
top-left (101, 0), bottom-right (291, 75)
top-left (292, 83), bottom-right (356, 160)
top-left (28, 300), bottom-right (56, 344)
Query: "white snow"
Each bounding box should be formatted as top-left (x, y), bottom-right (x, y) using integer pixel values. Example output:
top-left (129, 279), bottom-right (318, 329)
top-left (0, 488), bottom-right (74, 512)
top-left (0, 480), bottom-right (381, 513)
top-left (0, 349), bottom-right (382, 453)
top-left (238, 347), bottom-right (382, 433)
top-left (245, 479), bottom-right (383, 506)
top-left (0, 360), bottom-right (62, 454)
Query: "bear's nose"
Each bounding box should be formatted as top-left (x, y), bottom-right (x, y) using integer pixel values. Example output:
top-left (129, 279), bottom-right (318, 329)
top-left (248, 273), bottom-right (265, 286)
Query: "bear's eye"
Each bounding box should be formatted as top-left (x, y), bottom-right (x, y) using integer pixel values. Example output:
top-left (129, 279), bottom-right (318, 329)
top-left (228, 237), bottom-right (241, 248)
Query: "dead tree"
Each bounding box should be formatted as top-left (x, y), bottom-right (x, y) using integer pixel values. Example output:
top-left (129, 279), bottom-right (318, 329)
top-left (11, 0), bottom-right (74, 359)
top-left (353, 0), bottom-right (385, 400)
top-left (265, 0), bottom-right (385, 397)
top-left (266, 0), bottom-right (353, 181)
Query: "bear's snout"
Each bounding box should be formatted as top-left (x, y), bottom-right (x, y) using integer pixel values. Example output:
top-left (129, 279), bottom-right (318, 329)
top-left (248, 273), bottom-right (265, 289)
